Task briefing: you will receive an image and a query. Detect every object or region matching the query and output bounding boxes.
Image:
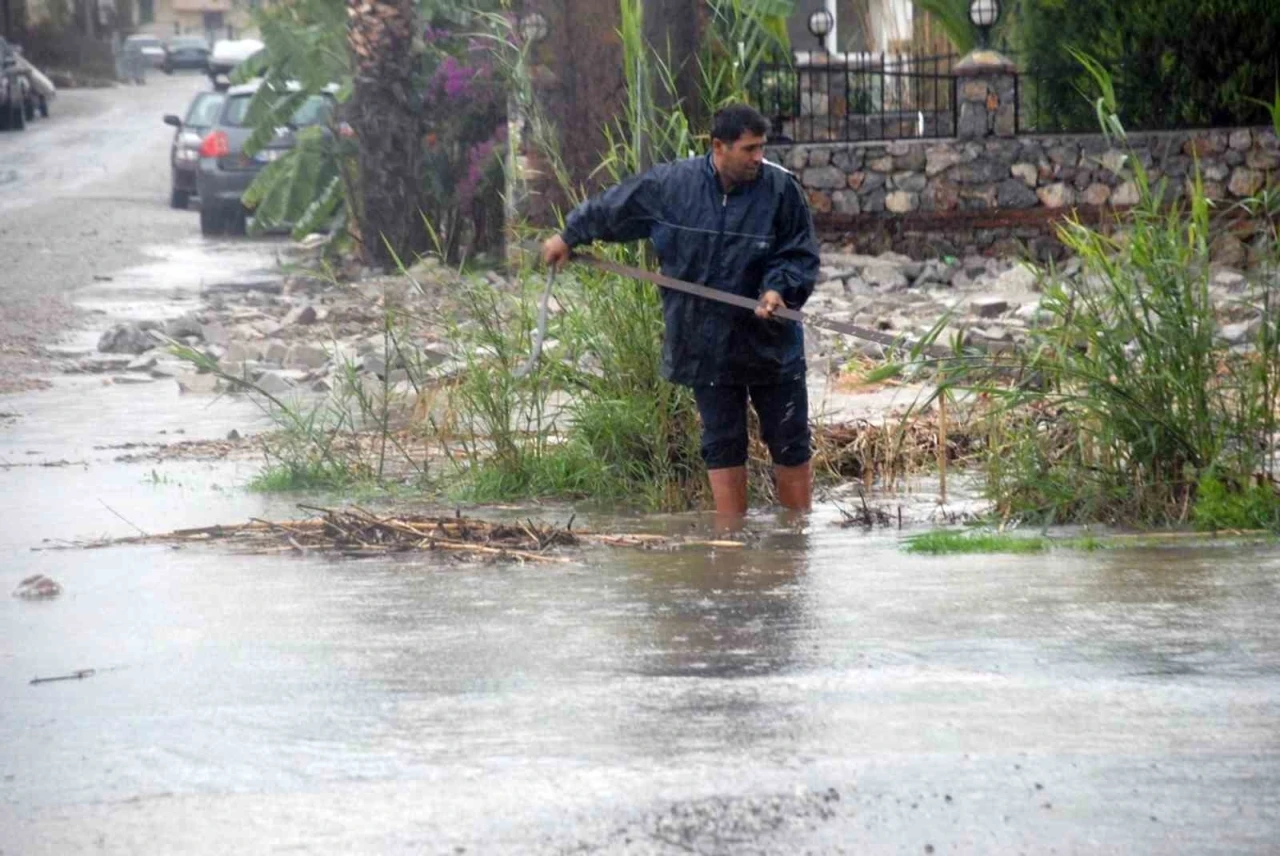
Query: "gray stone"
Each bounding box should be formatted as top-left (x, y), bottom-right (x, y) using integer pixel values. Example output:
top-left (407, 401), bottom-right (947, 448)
top-left (867, 155), bottom-right (895, 173)
top-left (925, 146), bottom-right (966, 177)
top-left (1047, 145), bottom-right (1078, 167)
top-left (855, 171), bottom-right (886, 192)
top-left (97, 323), bottom-right (156, 355)
top-left (176, 372), bottom-right (219, 394)
top-left (890, 171), bottom-right (927, 192)
top-left (831, 190), bottom-right (860, 215)
top-left (1098, 149), bottom-right (1127, 175)
top-left (884, 191), bottom-right (919, 214)
top-left (283, 304), bottom-right (318, 326)
top-left (997, 178), bottom-right (1038, 209)
top-left (201, 323), bottom-right (230, 346)
top-left (956, 101), bottom-right (987, 139)
top-left (994, 264), bottom-right (1040, 293)
top-left (1010, 162), bottom-right (1037, 186)
top-left (970, 296), bottom-right (1009, 318)
top-left (863, 261), bottom-right (909, 291)
top-left (262, 341), bottom-right (289, 366)
top-left (973, 325), bottom-right (1012, 342)
top-left (1211, 234), bottom-right (1248, 269)
top-left (1229, 168), bottom-right (1264, 197)
top-left (126, 353), bottom-right (157, 372)
top-left (360, 353), bottom-right (388, 377)
top-left (1112, 181), bottom-right (1141, 206)
top-left (831, 148), bottom-right (862, 171)
top-left (255, 371), bottom-right (295, 395)
top-left (1228, 129), bottom-right (1253, 151)
top-left (1015, 302), bottom-right (1052, 327)
top-left (1203, 162), bottom-right (1230, 182)
top-left (803, 165), bottom-right (847, 190)
top-left (164, 314), bottom-right (204, 340)
top-left (784, 147), bottom-right (808, 172)
top-left (1246, 149), bottom-right (1280, 171)
top-left (1037, 182), bottom-right (1076, 209)
top-left (953, 160), bottom-right (1005, 184)
top-left (1221, 318), bottom-right (1261, 346)
top-left (893, 147), bottom-right (927, 172)
top-left (1212, 269), bottom-right (1247, 292)
top-left (1083, 183), bottom-right (1112, 206)
top-left (254, 319), bottom-right (283, 338)
top-left (223, 342), bottom-right (262, 364)
top-left (1224, 150), bottom-right (1245, 167)
top-left (284, 344), bottom-right (328, 370)
top-left (862, 190), bottom-right (886, 213)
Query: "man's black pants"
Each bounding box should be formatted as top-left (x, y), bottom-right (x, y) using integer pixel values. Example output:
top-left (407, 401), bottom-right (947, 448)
top-left (692, 372), bottom-right (812, 469)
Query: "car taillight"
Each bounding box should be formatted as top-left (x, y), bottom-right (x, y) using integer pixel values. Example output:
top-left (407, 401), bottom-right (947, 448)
top-left (199, 130), bottom-right (229, 158)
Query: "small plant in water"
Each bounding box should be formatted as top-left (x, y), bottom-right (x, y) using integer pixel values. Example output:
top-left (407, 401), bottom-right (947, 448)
top-left (903, 529), bottom-right (1047, 555)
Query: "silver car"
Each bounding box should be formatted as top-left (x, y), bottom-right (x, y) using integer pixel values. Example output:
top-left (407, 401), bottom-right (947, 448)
top-left (194, 80), bottom-right (335, 237)
top-left (164, 90), bottom-right (225, 209)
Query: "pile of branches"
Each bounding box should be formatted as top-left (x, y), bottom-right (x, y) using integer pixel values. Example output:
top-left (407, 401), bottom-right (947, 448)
top-left (66, 505), bottom-right (743, 563)
top-left (129, 505), bottom-right (579, 563)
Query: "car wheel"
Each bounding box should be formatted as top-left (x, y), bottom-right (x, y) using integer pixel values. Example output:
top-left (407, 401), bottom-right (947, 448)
top-left (0, 106), bottom-right (9, 131)
top-left (38, 97), bottom-right (48, 118)
top-left (199, 203), bottom-right (225, 236)
top-left (11, 105), bottom-right (24, 130)
top-left (171, 188), bottom-right (191, 210)
top-left (23, 99), bottom-right (34, 121)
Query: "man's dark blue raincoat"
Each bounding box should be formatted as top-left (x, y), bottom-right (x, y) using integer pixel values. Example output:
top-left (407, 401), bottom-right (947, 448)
top-left (561, 153), bottom-right (820, 387)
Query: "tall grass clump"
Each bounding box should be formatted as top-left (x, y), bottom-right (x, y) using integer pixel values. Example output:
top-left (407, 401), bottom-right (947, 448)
top-left (920, 54), bottom-right (1280, 529)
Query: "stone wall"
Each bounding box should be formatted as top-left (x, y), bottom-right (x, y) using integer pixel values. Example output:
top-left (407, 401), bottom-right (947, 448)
top-left (769, 127), bottom-right (1280, 259)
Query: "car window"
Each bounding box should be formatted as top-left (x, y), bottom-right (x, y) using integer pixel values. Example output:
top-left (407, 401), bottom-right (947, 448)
top-left (221, 93), bottom-right (334, 129)
top-left (170, 38), bottom-right (207, 49)
top-left (129, 37), bottom-right (162, 48)
top-left (184, 93), bottom-right (225, 127)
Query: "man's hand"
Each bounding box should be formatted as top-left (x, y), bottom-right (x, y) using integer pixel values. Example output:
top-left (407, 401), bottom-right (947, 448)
top-left (755, 289), bottom-right (784, 320)
top-left (542, 234), bottom-right (571, 269)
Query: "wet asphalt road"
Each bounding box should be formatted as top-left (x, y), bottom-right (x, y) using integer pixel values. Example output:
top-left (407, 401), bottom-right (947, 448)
top-left (2, 74), bottom-right (1280, 855)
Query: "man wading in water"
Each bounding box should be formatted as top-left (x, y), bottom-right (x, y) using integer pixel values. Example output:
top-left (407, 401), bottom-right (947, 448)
top-left (543, 103), bottom-right (820, 517)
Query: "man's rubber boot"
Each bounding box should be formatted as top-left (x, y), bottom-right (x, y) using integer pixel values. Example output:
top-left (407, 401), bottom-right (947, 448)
top-left (774, 461), bottom-right (812, 511)
top-left (707, 466), bottom-right (749, 516)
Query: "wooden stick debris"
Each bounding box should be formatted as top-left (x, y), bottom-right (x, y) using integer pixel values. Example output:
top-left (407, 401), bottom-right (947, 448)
top-left (42, 504), bottom-right (741, 561)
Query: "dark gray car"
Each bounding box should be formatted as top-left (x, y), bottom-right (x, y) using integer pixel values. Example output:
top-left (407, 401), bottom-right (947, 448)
top-left (163, 90), bottom-right (225, 209)
top-left (195, 80), bottom-right (335, 237)
top-left (162, 36), bottom-right (211, 74)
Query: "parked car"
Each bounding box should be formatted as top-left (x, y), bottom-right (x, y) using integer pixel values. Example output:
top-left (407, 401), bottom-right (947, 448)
top-left (0, 37), bottom-right (29, 130)
top-left (123, 34), bottom-right (166, 70)
top-left (195, 80), bottom-right (336, 236)
top-left (164, 89), bottom-right (225, 209)
top-left (163, 36), bottom-right (210, 74)
top-left (206, 38), bottom-right (263, 87)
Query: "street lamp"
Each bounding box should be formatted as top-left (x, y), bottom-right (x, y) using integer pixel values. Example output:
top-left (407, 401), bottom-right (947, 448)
top-left (519, 10), bottom-right (548, 45)
top-left (968, 0), bottom-right (1000, 49)
top-left (807, 8), bottom-right (833, 53)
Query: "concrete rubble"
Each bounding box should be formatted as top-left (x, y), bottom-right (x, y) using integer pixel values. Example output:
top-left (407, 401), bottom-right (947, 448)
top-left (68, 248), bottom-right (1275, 400)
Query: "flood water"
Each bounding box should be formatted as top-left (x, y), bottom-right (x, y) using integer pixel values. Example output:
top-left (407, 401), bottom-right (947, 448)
top-left (2, 240), bottom-right (1279, 854)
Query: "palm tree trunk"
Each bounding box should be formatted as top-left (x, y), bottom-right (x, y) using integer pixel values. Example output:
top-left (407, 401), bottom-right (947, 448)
top-left (346, 0), bottom-right (429, 268)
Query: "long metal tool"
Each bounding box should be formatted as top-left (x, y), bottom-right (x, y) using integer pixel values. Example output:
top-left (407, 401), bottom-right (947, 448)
top-left (574, 255), bottom-right (951, 359)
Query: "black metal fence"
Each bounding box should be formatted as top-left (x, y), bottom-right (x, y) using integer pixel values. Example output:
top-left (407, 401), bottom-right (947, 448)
top-left (751, 51), bottom-right (1269, 143)
top-left (748, 52), bottom-right (959, 144)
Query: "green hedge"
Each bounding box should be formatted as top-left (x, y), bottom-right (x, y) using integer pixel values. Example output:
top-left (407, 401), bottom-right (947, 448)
top-left (1017, 0), bottom-right (1280, 132)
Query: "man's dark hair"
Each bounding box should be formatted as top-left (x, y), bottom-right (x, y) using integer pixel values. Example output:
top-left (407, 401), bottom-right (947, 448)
top-left (711, 104), bottom-right (769, 143)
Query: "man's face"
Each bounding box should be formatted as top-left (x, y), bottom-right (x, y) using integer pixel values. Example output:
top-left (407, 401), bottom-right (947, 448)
top-left (714, 130), bottom-right (766, 186)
